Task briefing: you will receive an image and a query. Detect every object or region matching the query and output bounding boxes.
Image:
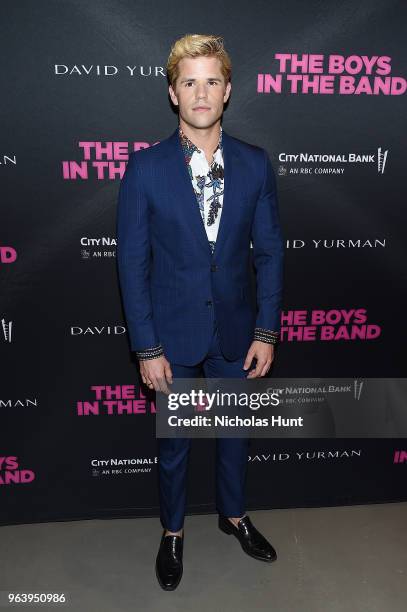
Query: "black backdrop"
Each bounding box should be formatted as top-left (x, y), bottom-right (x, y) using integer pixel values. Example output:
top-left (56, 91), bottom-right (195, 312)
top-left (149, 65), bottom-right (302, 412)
top-left (1, 0), bottom-right (406, 525)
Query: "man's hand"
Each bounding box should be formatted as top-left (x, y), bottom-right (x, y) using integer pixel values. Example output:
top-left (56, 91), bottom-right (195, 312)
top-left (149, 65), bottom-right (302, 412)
top-left (140, 355), bottom-right (173, 394)
top-left (243, 341), bottom-right (275, 378)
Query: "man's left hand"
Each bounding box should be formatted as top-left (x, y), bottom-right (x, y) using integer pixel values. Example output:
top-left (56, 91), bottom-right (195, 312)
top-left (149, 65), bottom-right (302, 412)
top-left (243, 341), bottom-right (274, 378)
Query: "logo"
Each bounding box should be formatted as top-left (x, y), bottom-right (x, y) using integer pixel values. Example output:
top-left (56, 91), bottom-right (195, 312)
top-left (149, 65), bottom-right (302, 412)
top-left (79, 237), bottom-right (117, 260)
top-left (286, 239), bottom-right (386, 249)
top-left (1, 318), bottom-right (13, 342)
top-left (277, 147), bottom-right (389, 175)
top-left (0, 246), bottom-right (17, 263)
top-left (393, 450), bottom-right (407, 464)
top-left (63, 143), bottom-right (158, 181)
top-left (91, 456), bottom-right (158, 477)
top-left (54, 65), bottom-right (166, 78)
top-left (77, 385), bottom-right (156, 416)
top-left (249, 449), bottom-right (362, 462)
top-left (0, 397), bottom-right (38, 408)
top-left (353, 380), bottom-right (364, 400)
top-left (70, 325), bottom-right (126, 337)
top-left (0, 456), bottom-right (35, 485)
top-left (257, 53), bottom-right (406, 96)
top-left (280, 308), bottom-right (381, 343)
top-left (0, 154), bottom-right (16, 166)
top-left (377, 147), bottom-right (388, 173)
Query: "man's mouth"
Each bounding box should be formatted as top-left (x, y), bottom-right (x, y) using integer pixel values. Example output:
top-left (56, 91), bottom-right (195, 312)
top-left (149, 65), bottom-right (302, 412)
top-left (193, 106), bottom-right (210, 111)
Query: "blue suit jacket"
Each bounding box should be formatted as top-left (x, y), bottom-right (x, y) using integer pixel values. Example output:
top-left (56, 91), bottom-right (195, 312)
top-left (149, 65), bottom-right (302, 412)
top-left (116, 126), bottom-right (284, 365)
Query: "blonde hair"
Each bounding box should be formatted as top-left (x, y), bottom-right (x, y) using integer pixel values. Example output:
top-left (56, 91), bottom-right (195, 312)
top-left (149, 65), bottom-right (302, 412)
top-left (166, 33), bottom-right (232, 89)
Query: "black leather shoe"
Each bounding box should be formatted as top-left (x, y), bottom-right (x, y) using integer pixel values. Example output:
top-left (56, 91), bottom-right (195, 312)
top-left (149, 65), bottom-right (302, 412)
top-left (218, 514), bottom-right (277, 562)
top-left (155, 530), bottom-right (184, 590)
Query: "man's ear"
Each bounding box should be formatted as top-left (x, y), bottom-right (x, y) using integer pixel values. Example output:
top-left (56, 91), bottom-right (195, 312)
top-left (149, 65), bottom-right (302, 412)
top-left (224, 81), bottom-right (231, 103)
top-left (169, 84), bottom-right (178, 106)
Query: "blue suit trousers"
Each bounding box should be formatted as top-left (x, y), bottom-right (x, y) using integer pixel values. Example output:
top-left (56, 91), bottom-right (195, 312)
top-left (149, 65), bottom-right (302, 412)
top-left (157, 312), bottom-right (251, 531)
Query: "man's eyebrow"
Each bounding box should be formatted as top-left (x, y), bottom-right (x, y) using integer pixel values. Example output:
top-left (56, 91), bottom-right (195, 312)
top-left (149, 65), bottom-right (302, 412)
top-left (179, 77), bottom-right (222, 82)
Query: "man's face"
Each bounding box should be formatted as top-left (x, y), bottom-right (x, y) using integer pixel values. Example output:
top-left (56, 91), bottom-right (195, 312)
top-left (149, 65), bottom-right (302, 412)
top-left (168, 55), bottom-right (231, 130)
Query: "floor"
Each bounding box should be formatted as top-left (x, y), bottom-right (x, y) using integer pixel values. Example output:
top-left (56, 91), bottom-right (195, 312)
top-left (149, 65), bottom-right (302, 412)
top-left (2, 502), bottom-right (407, 611)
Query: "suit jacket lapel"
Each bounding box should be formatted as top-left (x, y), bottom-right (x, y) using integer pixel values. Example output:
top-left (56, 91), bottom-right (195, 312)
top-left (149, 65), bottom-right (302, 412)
top-left (213, 129), bottom-right (244, 262)
top-left (167, 127), bottom-right (213, 257)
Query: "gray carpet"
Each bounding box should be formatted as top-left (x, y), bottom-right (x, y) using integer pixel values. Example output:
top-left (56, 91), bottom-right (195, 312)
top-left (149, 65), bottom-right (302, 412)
top-left (2, 502), bottom-right (407, 611)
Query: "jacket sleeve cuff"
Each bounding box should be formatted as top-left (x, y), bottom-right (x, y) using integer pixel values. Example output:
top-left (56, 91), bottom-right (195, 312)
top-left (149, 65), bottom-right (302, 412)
top-left (253, 328), bottom-right (280, 345)
top-left (135, 344), bottom-right (164, 360)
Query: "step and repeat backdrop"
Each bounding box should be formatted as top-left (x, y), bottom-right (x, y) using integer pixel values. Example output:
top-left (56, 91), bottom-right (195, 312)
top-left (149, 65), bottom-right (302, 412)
top-left (1, 0), bottom-right (406, 525)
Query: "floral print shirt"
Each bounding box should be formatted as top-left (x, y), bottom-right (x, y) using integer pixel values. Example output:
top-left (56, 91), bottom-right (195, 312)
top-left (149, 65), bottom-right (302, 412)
top-left (179, 125), bottom-right (224, 254)
top-left (135, 125), bottom-right (280, 361)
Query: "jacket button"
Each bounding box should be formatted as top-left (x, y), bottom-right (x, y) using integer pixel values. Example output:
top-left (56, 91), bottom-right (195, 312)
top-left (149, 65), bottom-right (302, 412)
top-left (211, 264), bottom-right (217, 272)
top-left (205, 300), bottom-right (212, 306)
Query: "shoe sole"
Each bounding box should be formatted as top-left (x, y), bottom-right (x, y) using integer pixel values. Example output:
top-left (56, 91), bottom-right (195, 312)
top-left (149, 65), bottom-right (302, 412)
top-left (218, 519), bottom-right (277, 563)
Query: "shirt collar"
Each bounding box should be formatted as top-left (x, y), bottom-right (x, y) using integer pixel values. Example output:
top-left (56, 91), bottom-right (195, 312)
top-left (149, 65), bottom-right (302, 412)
top-left (178, 125), bottom-right (223, 158)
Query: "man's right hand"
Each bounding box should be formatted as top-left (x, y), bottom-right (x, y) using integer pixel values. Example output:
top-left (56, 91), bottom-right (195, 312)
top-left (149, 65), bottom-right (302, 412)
top-left (140, 356), bottom-right (173, 394)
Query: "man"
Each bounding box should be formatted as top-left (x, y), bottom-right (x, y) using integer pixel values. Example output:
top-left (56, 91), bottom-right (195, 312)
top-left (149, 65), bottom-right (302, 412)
top-left (116, 34), bottom-right (284, 590)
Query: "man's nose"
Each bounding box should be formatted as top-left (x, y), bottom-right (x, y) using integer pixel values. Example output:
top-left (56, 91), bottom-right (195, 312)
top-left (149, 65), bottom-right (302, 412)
top-left (195, 83), bottom-right (208, 98)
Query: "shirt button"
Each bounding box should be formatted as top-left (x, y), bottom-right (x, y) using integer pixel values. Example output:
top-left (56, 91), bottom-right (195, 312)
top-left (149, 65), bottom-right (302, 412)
top-left (205, 300), bottom-right (212, 306)
top-left (211, 264), bottom-right (218, 272)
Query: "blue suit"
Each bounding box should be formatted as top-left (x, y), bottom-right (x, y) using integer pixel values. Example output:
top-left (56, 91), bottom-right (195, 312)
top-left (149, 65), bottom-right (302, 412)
top-left (116, 126), bottom-right (284, 365)
top-left (116, 126), bottom-right (284, 530)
